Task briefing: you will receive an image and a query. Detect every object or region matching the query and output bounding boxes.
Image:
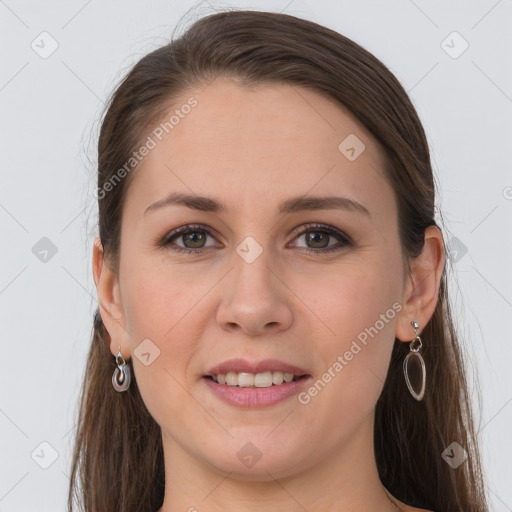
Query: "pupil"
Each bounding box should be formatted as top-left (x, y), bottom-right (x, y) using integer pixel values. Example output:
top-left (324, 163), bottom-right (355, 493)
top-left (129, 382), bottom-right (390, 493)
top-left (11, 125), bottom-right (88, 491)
top-left (184, 232), bottom-right (205, 248)
top-left (307, 231), bottom-right (328, 248)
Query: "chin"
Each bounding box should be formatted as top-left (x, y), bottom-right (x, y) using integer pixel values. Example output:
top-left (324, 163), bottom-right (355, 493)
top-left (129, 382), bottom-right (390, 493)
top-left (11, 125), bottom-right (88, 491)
top-left (202, 437), bottom-right (308, 481)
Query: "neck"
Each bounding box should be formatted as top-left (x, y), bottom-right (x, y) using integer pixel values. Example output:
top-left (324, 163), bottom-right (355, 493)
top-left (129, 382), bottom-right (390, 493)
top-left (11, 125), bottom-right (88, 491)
top-left (157, 412), bottom-right (404, 512)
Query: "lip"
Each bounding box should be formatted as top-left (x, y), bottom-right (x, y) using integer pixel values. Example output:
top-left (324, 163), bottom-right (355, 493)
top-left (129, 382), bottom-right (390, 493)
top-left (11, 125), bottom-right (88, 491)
top-left (205, 358), bottom-right (309, 377)
top-left (202, 374), bottom-right (312, 408)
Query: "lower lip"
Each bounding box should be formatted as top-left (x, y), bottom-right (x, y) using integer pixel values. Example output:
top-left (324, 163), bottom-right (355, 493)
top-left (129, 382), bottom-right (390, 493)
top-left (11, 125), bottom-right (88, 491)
top-left (202, 376), bottom-right (312, 408)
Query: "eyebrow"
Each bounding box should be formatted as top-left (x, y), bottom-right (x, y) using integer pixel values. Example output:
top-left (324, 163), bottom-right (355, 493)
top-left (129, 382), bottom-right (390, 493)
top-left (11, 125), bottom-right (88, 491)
top-left (143, 192), bottom-right (371, 217)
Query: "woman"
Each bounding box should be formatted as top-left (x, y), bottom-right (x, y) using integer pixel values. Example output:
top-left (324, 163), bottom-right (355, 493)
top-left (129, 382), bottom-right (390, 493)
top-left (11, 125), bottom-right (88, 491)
top-left (68, 9), bottom-right (488, 512)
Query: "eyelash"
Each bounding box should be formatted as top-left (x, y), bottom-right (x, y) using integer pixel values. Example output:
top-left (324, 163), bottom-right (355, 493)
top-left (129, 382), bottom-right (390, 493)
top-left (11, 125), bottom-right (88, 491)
top-left (155, 223), bottom-right (353, 256)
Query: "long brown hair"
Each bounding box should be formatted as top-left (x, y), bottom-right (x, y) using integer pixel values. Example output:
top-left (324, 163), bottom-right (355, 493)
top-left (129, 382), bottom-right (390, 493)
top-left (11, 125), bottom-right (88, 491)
top-left (68, 9), bottom-right (488, 512)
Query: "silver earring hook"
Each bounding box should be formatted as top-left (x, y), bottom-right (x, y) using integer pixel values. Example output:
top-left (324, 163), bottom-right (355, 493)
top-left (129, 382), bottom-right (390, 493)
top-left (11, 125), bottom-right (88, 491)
top-left (115, 346), bottom-right (126, 369)
top-left (410, 321), bottom-right (422, 352)
top-left (112, 345), bottom-right (131, 392)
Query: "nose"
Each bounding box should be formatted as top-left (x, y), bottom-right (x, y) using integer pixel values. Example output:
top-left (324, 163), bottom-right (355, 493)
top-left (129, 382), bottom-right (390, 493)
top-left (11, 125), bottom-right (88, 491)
top-left (215, 245), bottom-right (293, 337)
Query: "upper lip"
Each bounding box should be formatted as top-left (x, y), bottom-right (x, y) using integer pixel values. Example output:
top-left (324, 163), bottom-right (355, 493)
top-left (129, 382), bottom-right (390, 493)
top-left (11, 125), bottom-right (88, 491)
top-left (205, 358), bottom-right (310, 377)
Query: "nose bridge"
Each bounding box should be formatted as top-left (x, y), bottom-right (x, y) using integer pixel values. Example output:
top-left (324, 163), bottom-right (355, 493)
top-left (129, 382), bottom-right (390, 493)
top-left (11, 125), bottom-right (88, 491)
top-left (232, 233), bottom-right (279, 302)
top-left (216, 233), bottom-right (293, 335)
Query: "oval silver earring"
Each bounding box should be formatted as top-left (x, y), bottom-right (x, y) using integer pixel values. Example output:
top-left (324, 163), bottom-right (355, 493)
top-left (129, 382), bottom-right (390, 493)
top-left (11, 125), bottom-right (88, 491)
top-left (112, 346), bottom-right (131, 392)
top-left (403, 321), bottom-right (426, 401)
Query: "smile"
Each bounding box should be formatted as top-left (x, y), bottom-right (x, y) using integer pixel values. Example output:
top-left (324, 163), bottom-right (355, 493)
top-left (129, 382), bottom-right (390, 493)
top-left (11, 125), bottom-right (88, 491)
top-left (202, 374), bottom-right (311, 408)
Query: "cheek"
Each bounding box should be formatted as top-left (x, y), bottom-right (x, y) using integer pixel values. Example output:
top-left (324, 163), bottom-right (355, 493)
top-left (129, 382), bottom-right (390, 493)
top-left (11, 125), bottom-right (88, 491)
top-left (121, 253), bottom-right (210, 343)
top-left (301, 256), bottom-right (402, 407)
top-left (304, 253), bottom-right (401, 342)
top-left (121, 261), bottom-right (212, 428)
top-left (119, 256), bottom-right (212, 401)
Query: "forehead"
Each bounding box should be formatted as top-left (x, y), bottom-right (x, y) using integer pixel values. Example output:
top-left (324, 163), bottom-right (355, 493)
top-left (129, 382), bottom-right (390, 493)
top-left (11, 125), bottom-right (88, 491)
top-left (124, 78), bottom-right (394, 219)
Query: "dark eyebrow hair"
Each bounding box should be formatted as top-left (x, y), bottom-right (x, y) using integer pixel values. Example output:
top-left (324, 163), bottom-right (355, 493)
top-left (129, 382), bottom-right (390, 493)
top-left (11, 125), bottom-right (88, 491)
top-left (143, 192), bottom-right (371, 217)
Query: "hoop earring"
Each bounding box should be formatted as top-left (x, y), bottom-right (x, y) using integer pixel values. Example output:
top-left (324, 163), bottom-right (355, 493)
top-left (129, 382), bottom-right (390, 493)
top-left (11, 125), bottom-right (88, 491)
top-left (403, 321), bottom-right (426, 401)
top-left (112, 346), bottom-right (131, 392)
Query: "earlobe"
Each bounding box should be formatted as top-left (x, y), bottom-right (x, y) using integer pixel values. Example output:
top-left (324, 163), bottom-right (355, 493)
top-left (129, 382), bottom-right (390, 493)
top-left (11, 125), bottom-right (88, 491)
top-left (92, 237), bottom-right (130, 356)
top-left (395, 226), bottom-right (446, 342)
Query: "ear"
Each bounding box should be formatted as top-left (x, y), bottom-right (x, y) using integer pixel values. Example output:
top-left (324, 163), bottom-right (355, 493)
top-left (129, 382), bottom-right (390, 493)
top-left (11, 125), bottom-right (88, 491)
top-left (395, 225), bottom-right (446, 341)
top-left (92, 236), bottom-right (131, 358)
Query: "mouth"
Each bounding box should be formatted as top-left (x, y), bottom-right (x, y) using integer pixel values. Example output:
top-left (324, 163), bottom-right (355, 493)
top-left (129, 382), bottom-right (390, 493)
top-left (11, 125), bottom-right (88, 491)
top-left (202, 372), bottom-right (312, 408)
top-left (203, 371), bottom-right (310, 388)
top-left (202, 358), bottom-right (312, 407)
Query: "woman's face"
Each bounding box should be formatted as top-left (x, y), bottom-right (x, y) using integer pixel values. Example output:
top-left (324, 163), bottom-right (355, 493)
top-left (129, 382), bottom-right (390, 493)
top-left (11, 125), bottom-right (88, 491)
top-left (109, 78), bottom-right (409, 478)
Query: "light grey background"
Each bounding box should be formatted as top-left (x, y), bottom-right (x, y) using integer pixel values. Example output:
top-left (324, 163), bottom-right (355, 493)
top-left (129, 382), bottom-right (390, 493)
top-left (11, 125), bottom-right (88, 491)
top-left (1, 0), bottom-right (511, 511)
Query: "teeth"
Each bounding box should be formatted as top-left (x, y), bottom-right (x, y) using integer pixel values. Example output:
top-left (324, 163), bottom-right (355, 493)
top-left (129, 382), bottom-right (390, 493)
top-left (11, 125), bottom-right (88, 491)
top-left (211, 371), bottom-right (297, 388)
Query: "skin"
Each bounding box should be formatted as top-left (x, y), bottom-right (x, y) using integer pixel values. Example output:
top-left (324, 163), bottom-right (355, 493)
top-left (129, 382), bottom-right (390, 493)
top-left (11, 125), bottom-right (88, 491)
top-left (93, 78), bottom-right (444, 512)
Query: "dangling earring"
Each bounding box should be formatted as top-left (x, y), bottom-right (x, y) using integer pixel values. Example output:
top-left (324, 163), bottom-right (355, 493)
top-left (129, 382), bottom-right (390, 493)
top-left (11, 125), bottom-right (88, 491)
top-left (112, 346), bottom-right (131, 392)
top-left (403, 321), bottom-right (426, 401)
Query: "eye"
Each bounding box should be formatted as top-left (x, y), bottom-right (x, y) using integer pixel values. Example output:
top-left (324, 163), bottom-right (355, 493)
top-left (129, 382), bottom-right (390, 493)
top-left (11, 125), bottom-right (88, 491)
top-left (156, 224), bottom-right (219, 253)
top-left (288, 223), bottom-right (352, 254)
